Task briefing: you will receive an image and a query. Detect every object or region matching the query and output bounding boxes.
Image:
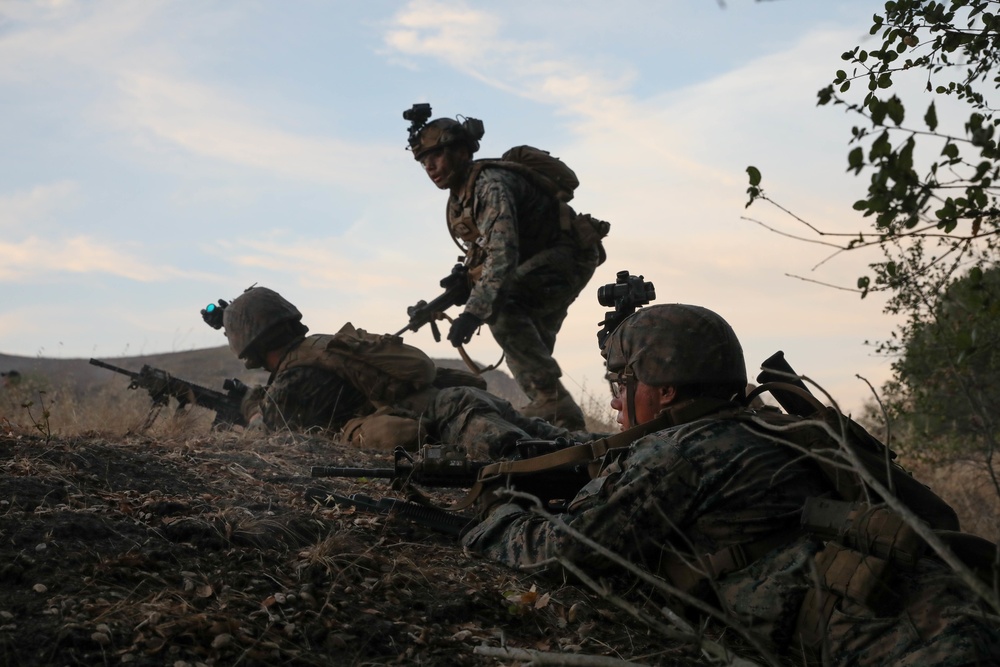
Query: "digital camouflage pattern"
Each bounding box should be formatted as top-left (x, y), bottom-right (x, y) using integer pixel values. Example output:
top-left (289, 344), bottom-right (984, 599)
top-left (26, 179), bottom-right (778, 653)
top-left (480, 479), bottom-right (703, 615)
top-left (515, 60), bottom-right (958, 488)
top-left (241, 364), bottom-right (369, 433)
top-left (461, 414), bottom-right (1000, 665)
top-left (426, 385), bottom-right (595, 459)
top-left (453, 167), bottom-right (599, 427)
top-left (239, 332), bottom-right (587, 457)
top-left (603, 303), bottom-right (747, 387)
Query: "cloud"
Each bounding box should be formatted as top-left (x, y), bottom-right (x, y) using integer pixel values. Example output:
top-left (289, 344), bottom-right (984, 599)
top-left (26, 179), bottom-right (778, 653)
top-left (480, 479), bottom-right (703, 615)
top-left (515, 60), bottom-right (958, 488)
top-left (383, 0), bottom-right (632, 103)
top-left (0, 181), bottom-right (80, 231)
top-left (0, 1), bottom-right (166, 84)
top-left (0, 236), bottom-right (212, 283)
top-left (113, 73), bottom-right (403, 190)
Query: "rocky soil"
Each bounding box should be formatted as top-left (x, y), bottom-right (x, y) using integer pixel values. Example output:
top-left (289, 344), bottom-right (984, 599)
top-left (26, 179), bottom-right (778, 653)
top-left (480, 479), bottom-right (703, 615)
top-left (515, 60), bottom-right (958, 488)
top-left (0, 427), bottom-right (719, 667)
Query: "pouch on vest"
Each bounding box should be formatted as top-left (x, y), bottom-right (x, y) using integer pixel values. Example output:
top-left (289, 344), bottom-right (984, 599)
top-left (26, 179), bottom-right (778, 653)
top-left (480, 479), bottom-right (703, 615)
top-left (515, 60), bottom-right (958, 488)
top-left (801, 498), bottom-right (925, 568)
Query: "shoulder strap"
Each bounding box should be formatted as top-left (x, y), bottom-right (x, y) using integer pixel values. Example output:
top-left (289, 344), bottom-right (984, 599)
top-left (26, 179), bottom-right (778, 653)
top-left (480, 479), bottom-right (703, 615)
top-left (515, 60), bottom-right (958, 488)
top-left (447, 397), bottom-right (741, 511)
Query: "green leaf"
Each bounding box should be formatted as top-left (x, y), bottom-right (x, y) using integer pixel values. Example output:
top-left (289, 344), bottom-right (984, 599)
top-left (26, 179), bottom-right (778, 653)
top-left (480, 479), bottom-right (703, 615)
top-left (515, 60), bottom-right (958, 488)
top-left (924, 101), bottom-right (938, 131)
top-left (848, 147), bottom-right (864, 173)
top-left (746, 165), bottom-right (762, 187)
top-left (886, 97), bottom-right (905, 125)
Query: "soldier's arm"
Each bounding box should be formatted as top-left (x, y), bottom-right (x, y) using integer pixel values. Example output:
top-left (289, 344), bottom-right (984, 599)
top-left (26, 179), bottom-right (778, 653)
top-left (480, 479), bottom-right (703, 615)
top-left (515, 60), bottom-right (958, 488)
top-left (463, 174), bottom-right (520, 321)
top-left (240, 385), bottom-right (269, 431)
top-left (460, 433), bottom-right (697, 572)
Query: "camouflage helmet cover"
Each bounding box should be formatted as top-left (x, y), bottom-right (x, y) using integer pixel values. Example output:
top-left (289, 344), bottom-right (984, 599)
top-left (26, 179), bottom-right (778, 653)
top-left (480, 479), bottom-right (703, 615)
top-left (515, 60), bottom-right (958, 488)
top-left (223, 286), bottom-right (304, 364)
top-left (409, 118), bottom-right (480, 161)
top-left (603, 303), bottom-right (747, 387)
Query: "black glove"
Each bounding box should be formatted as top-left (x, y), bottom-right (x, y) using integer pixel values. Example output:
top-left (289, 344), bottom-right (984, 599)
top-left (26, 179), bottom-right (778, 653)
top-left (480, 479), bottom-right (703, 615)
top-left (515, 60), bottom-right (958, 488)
top-left (447, 312), bottom-right (482, 347)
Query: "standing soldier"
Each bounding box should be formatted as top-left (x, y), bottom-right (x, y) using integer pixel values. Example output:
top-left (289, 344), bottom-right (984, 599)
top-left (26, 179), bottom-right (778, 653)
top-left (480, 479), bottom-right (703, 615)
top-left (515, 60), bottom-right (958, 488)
top-left (405, 103), bottom-right (608, 431)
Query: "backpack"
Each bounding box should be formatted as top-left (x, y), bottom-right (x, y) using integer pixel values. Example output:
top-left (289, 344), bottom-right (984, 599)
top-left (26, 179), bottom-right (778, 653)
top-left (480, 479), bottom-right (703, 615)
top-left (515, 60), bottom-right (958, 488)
top-left (499, 145), bottom-right (580, 202)
top-left (279, 324), bottom-right (437, 406)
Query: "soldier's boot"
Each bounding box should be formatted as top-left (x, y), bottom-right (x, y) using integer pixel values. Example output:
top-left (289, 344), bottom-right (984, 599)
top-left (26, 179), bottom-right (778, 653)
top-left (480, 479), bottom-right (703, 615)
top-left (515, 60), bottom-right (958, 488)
top-left (520, 383), bottom-right (587, 431)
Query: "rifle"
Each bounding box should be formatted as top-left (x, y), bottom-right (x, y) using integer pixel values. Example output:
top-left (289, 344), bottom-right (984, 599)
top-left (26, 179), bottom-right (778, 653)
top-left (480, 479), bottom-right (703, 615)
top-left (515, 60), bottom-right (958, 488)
top-left (89, 358), bottom-right (249, 429)
top-left (395, 263), bottom-right (470, 342)
top-left (311, 444), bottom-right (484, 488)
top-left (312, 442), bottom-right (593, 512)
top-left (305, 489), bottom-right (474, 536)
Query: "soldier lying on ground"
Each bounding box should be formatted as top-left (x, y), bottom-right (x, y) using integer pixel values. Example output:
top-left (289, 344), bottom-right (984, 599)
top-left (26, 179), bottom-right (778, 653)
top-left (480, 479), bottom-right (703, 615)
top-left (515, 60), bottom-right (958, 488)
top-left (217, 285), bottom-right (594, 457)
top-left (462, 303), bottom-right (1000, 665)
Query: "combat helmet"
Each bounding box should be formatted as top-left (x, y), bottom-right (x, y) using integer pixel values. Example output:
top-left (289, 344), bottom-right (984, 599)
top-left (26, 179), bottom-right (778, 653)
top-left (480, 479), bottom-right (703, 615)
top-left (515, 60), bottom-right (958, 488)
top-left (412, 118), bottom-right (484, 161)
top-left (223, 286), bottom-right (308, 369)
top-left (603, 303), bottom-right (747, 389)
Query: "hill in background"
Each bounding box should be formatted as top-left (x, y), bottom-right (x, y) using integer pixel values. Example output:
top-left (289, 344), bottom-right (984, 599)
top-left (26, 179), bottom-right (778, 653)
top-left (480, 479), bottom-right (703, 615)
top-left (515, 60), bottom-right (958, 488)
top-left (0, 347), bottom-right (526, 404)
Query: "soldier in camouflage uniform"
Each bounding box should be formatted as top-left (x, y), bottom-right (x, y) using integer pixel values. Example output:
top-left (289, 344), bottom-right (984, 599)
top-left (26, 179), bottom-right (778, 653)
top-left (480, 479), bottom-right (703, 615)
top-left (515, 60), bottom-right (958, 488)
top-left (409, 113), bottom-right (601, 431)
top-left (220, 286), bottom-right (583, 457)
top-left (462, 303), bottom-right (1000, 665)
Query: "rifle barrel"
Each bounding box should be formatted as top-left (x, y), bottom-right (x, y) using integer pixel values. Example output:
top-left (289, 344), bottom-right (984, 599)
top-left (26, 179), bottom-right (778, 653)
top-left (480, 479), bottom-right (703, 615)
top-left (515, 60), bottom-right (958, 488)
top-left (89, 358), bottom-right (139, 378)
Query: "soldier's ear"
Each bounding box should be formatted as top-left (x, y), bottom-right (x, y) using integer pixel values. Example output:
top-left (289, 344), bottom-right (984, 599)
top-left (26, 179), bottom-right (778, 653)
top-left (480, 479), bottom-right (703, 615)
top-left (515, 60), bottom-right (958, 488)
top-left (658, 386), bottom-right (678, 409)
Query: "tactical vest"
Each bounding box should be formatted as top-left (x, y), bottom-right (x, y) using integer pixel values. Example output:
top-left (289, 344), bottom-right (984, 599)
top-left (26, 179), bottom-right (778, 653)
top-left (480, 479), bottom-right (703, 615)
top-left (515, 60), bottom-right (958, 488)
top-left (447, 150), bottom-right (609, 273)
top-left (278, 323), bottom-right (437, 407)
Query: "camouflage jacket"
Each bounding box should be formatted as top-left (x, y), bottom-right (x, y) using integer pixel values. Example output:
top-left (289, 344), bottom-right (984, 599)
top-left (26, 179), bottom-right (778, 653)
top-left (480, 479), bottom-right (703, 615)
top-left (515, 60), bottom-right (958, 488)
top-left (449, 167), bottom-right (577, 321)
top-left (241, 363), bottom-right (370, 433)
top-left (461, 415), bottom-right (1000, 664)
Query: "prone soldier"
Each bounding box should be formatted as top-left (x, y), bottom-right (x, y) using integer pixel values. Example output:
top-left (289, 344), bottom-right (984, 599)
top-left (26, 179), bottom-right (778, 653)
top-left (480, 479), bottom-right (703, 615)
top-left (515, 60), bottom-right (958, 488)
top-left (205, 285), bottom-right (591, 457)
top-left (462, 303), bottom-right (1000, 665)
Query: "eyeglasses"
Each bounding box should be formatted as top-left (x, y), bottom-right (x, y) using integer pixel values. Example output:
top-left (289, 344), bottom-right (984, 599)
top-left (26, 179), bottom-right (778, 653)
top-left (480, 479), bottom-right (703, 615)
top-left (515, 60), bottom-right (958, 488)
top-left (608, 372), bottom-right (632, 399)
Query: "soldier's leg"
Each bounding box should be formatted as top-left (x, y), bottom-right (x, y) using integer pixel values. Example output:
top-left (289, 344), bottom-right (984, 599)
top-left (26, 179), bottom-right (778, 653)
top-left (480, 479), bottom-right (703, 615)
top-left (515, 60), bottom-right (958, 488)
top-left (489, 304), bottom-right (587, 431)
top-left (492, 246), bottom-right (598, 430)
top-left (427, 386), bottom-right (571, 459)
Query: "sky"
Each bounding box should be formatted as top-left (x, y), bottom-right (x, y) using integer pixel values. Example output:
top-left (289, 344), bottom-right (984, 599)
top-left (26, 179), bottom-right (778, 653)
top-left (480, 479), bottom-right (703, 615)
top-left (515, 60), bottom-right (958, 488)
top-left (1, 0), bottom-right (902, 415)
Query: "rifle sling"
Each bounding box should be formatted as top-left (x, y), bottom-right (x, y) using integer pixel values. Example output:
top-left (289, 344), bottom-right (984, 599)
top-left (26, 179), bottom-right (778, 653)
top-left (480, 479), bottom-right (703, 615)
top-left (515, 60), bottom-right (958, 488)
top-left (448, 397), bottom-right (739, 511)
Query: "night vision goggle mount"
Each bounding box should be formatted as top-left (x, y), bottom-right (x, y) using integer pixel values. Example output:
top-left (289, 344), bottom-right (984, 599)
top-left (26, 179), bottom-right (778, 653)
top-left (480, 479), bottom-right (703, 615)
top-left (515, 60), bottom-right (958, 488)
top-left (596, 270), bottom-right (656, 350)
top-left (403, 102), bottom-right (485, 151)
top-left (201, 299), bottom-right (229, 330)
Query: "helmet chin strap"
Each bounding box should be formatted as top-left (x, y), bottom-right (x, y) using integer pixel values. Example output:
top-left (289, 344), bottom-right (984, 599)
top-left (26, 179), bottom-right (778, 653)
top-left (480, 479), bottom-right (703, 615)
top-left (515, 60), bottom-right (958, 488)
top-left (620, 367), bottom-right (639, 429)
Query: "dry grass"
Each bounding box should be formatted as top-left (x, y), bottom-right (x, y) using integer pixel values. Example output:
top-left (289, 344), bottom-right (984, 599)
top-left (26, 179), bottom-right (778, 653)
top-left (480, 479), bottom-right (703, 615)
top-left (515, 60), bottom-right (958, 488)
top-left (905, 458), bottom-right (1000, 542)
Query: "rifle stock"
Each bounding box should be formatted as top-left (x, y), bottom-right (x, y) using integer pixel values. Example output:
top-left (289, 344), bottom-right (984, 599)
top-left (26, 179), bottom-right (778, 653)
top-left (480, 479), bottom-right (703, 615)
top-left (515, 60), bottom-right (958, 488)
top-left (755, 350), bottom-right (824, 417)
top-left (89, 358), bottom-right (248, 428)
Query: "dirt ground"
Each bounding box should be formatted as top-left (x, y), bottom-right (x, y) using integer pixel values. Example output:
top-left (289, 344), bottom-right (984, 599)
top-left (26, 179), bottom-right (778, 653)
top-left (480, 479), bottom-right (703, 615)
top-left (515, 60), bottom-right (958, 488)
top-left (0, 427), bottom-right (719, 667)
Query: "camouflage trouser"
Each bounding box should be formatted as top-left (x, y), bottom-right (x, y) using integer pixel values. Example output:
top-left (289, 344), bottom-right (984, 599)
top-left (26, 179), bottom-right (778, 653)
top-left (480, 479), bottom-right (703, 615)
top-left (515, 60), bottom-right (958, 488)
top-left (489, 244), bottom-right (599, 402)
top-left (426, 386), bottom-right (574, 459)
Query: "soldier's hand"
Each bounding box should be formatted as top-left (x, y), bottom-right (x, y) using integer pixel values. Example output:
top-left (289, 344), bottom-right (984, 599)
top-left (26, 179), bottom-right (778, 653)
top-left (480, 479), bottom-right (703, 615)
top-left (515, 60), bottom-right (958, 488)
top-left (447, 312), bottom-right (482, 347)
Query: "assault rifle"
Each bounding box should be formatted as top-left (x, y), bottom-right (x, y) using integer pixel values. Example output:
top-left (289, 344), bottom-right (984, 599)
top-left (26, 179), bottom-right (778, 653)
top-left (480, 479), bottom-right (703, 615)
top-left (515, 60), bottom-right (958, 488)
top-left (312, 443), bottom-right (484, 488)
top-left (312, 441), bottom-right (593, 512)
top-left (89, 358), bottom-right (249, 429)
top-left (396, 263), bottom-right (470, 342)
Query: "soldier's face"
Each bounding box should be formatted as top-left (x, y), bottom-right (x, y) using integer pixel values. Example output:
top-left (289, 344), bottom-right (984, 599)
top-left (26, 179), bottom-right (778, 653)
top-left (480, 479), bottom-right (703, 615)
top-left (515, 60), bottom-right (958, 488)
top-left (610, 381), bottom-right (672, 430)
top-left (420, 146), bottom-right (469, 190)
